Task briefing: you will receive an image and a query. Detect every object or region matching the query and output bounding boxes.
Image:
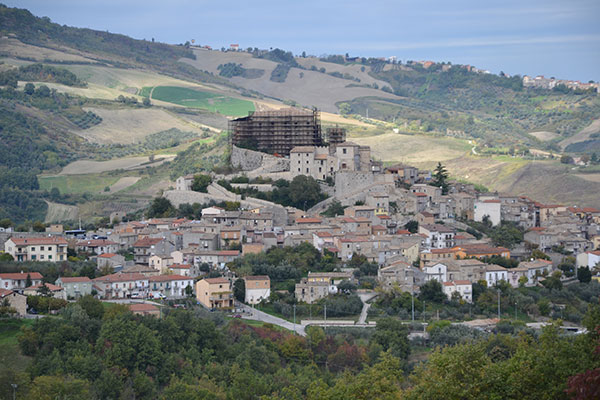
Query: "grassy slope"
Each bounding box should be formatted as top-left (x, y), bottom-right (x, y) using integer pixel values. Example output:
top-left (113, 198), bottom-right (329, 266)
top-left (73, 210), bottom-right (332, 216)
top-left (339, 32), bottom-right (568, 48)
top-left (0, 319), bottom-right (32, 376)
top-left (150, 86), bottom-right (254, 117)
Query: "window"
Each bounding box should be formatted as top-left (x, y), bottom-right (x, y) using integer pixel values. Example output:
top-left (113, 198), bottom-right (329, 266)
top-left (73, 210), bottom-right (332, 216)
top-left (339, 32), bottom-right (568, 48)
top-left (40, 246), bottom-right (44, 251)
top-left (343, 148), bottom-right (347, 154)
top-left (31, 247), bottom-right (36, 251)
top-left (40, 255), bottom-right (44, 260)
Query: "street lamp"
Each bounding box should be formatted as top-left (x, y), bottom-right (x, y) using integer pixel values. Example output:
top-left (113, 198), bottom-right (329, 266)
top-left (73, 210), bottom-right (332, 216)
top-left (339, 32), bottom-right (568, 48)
top-left (11, 383), bottom-right (17, 400)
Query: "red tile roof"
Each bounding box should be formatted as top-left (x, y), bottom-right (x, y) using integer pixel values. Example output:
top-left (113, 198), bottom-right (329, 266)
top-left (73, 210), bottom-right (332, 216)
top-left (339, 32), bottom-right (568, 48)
top-left (133, 238), bottom-right (163, 247)
top-left (58, 276), bottom-right (91, 283)
top-left (9, 237), bottom-right (67, 246)
top-left (0, 288), bottom-right (15, 297)
top-left (203, 278), bottom-right (230, 284)
top-left (0, 272), bottom-right (43, 280)
top-left (170, 263), bottom-right (191, 269)
top-left (128, 303), bottom-right (159, 312)
top-left (218, 250), bottom-right (240, 256)
top-left (149, 275), bottom-right (191, 282)
top-left (454, 280), bottom-right (472, 285)
top-left (98, 253), bottom-right (119, 258)
top-left (26, 283), bottom-right (63, 291)
top-left (295, 217), bottom-right (323, 224)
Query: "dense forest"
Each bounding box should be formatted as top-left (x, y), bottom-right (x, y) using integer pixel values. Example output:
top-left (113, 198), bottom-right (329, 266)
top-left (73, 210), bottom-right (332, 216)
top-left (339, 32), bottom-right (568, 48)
top-left (1, 297), bottom-right (599, 399)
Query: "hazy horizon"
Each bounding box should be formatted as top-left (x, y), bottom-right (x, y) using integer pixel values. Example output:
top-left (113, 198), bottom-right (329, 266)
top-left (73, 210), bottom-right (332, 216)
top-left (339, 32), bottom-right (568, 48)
top-left (5, 0), bottom-right (600, 82)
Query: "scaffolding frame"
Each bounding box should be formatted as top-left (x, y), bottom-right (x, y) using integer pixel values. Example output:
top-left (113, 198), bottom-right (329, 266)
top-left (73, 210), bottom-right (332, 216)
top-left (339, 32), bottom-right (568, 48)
top-left (230, 108), bottom-right (323, 156)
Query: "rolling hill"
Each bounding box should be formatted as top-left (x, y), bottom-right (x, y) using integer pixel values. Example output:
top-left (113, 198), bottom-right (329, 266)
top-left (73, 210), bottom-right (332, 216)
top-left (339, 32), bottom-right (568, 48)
top-left (1, 3), bottom-right (599, 226)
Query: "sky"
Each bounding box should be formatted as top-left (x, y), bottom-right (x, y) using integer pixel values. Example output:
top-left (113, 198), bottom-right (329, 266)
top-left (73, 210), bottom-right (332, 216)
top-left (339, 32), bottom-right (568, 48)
top-left (6, 0), bottom-right (600, 82)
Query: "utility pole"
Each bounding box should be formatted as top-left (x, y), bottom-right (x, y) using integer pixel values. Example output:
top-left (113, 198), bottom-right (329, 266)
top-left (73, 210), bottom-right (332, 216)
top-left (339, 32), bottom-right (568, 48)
top-left (515, 301), bottom-right (517, 320)
top-left (411, 283), bottom-right (415, 322)
top-left (293, 304), bottom-right (296, 335)
top-left (324, 304), bottom-right (327, 321)
top-left (11, 384), bottom-right (17, 400)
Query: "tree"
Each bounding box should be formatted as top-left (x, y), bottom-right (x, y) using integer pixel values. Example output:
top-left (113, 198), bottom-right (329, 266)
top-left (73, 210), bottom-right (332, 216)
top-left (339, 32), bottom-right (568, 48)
top-left (404, 220), bottom-right (418, 233)
top-left (25, 273), bottom-right (32, 288)
top-left (372, 318), bottom-right (410, 359)
top-left (24, 82), bottom-right (35, 95)
top-left (37, 283), bottom-right (51, 297)
top-left (543, 271), bottom-right (563, 291)
top-left (560, 155), bottom-right (574, 164)
top-left (191, 174), bottom-right (212, 193)
top-left (185, 284), bottom-right (193, 297)
top-left (338, 102), bottom-right (351, 115)
top-left (577, 266), bottom-right (592, 283)
top-left (432, 162), bottom-right (449, 195)
top-left (147, 197), bottom-right (175, 218)
top-left (321, 201), bottom-right (345, 217)
top-left (77, 295), bottom-right (104, 319)
top-left (419, 279), bottom-right (446, 303)
top-left (489, 222), bottom-right (523, 249)
top-left (234, 278), bottom-right (245, 302)
top-left (531, 249), bottom-right (550, 260)
top-left (286, 175), bottom-right (325, 209)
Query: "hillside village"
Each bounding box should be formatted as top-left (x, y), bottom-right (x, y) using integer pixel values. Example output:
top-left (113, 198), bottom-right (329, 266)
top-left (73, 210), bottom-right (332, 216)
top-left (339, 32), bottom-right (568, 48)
top-left (2, 4), bottom-right (600, 399)
top-left (2, 107), bottom-right (600, 330)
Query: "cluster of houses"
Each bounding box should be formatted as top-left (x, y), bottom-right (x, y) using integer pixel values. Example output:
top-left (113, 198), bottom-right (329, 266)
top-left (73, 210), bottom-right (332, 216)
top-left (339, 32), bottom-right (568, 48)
top-left (2, 141), bottom-right (600, 313)
top-left (522, 75), bottom-right (599, 93)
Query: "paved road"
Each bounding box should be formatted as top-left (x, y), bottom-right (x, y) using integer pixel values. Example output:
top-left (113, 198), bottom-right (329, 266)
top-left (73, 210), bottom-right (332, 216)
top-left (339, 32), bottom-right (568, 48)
top-left (357, 292), bottom-right (378, 324)
top-left (239, 304), bottom-right (306, 336)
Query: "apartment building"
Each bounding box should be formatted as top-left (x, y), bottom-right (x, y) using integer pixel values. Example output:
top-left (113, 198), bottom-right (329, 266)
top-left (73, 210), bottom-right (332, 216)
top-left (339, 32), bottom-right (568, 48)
top-left (4, 237), bottom-right (68, 262)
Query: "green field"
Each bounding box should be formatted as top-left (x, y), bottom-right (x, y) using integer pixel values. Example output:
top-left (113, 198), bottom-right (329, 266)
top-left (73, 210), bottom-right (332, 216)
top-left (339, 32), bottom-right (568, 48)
top-left (39, 174), bottom-right (120, 194)
top-left (149, 86), bottom-right (254, 117)
top-left (138, 86), bottom-right (152, 97)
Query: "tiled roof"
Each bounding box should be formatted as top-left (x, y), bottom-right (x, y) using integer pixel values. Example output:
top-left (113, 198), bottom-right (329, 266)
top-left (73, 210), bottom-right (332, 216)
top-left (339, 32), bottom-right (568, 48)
top-left (93, 273), bottom-right (147, 283)
top-left (26, 283), bottom-right (63, 291)
top-left (98, 253), bottom-right (119, 258)
top-left (9, 237), bottom-right (68, 246)
top-left (149, 275), bottom-right (191, 282)
top-left (128, 303), bottom-right (159, 312)
top-left (133, 238), bottom-right (163, 247)
top-left (0, 288), bottom-right (17, 297)
top-left (203, 277), bottom-right (230, 284)
top-left (296, 217), bottom-right (323, 224)
top-left (244, 275), bottom-right (270, 281)
top-left (57, 276), bottom-right (91, 283)
top-left (0, 272), bottom-right (43, 280)
top-left (218, 250), bottom-right (240, 256)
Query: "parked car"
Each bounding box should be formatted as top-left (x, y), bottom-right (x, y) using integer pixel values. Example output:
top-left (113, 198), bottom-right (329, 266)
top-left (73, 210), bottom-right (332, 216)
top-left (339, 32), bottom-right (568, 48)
top-left (130, 292), bottom-right (142, 299)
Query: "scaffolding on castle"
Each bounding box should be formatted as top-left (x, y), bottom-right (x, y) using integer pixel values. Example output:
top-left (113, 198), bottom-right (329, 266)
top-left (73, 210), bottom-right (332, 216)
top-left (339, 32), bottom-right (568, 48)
top-left (229, 107), bottom-right (323, 156)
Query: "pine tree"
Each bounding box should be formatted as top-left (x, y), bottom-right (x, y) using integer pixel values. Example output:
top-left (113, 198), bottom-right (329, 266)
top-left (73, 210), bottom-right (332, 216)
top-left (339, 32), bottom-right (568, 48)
top-left (432, 162), bottom-right (449, 195)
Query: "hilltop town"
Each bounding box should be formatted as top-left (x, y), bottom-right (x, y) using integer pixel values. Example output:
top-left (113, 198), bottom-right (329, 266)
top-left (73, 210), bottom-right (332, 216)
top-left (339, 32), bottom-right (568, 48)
top-left (2, 107), bottom-right (599, 330)
top-left (1, 4), bottom-right (600, 399)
